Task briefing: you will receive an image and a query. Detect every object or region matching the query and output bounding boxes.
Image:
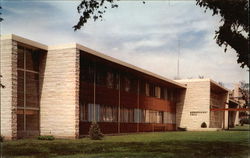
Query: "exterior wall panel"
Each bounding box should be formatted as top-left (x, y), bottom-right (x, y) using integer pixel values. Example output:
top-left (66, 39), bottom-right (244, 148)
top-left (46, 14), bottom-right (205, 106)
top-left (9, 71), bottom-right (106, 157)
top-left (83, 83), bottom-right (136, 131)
top-left (0, 39), bottom-right (17, 139)
top-left (96, 85), bottom-right (119, 106)
top-left (120, 91), bottom-right (137, 109)
top-left (139, 95), bottom-right (175, 112)
top-left (80, 82), bottom-right (94, 103)
top-left (120, 123), bottom-right (137, 133)
top-left (176, 80), bottom-right (210, 130)
top-left (40, 48), bottom-right (79, 138)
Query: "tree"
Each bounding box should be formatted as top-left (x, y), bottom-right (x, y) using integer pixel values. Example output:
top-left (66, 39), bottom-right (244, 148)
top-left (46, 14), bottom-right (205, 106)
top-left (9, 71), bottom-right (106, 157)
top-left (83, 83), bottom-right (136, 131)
top-left (239, 81), bottom-right (249, 108)
top-left (73, 0), bottom-right (118, 31)
top-left (89, 122), bottom-right (104, 140)
top-left (0, 6), bottom-right (3, 22)
top-left (74, 0), bottom-right (249, 68)
top-left (196, 0), bottom-right (249, 68)
top-left (238, 81), bottom-right (249, 122)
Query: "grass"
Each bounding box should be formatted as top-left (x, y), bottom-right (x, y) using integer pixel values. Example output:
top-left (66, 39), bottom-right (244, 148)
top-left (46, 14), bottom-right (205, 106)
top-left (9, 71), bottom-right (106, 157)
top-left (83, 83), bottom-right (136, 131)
top-left (229, 124), bottom-right (250, 131)
top-left (1, 125), bottom-right (249, 158)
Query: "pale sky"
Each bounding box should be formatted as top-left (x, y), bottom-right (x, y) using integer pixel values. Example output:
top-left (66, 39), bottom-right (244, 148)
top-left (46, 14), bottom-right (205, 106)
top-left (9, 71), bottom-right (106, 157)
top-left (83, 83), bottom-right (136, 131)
top-left (1, 0), bottom-right (249, 89)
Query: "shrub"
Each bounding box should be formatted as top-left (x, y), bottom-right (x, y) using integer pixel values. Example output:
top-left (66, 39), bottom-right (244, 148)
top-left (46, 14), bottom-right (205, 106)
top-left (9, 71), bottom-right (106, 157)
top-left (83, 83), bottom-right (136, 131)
top-left (240, 117), bottom-right (250, 125)
top-left (89, 122), bottom-right (104, 140)
top-left (0, 135), bottom-right (4, 142)
top-left (37, 135), bottom-right (55, 140)
top-left (201, 122), bottom-right (207, 128)
top-left (177, 127), bottom-right (187, 131)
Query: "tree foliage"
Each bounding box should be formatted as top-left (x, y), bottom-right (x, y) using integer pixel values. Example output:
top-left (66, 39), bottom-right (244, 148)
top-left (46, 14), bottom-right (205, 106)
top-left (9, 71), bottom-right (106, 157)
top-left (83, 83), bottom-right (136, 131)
top-left (196, 0), bottom-right (249, 68)
top-left (239, 81), bottom-right (249, 108)
top-left (73, 0), bottom-right (118, 31)
top-left (0, 6), bottom-right (3, 22)
top-left (89, 122), bottom-right (104, 140)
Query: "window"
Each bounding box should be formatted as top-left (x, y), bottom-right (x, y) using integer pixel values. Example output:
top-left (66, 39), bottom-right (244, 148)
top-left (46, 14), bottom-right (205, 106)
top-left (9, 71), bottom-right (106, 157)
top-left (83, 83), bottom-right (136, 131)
top-left (16, 45), bottom-right (41, 138)
top-left (145, 83), bottom-right (150, 96)
top-left (140, 80), bottom-right (146, 95)
top-left (139, 109), bottom-right (150, 123)
top-left (168, 89), bottom-right (175, 102)
top-left (139, 109), bottom-right (146, 123)
top-left (96, 69), bottom-right (106, 86)
top-left (124, 77), bottom-right (131, 92)
top-left (162, 87), bottom-right (168, 100)
top-left (87, 103), bottom-right (95, 122)
top-left (149, 110), bottom-right (158, 123)
top-left (155, 86), bottom-right (161, 98)
top-left (99, 105), bottom-right (117, 122)
top-left (164, 112), bottom-right (176, 124)
top-left (149, 84), bottom-right (155, 97)
top-left (134, 109), bottom-right (140, 123)
top-left (120, 108), bottom-right (134, 123)
top-left (81, 104), bottom-right (118, 122)
top-left (80, 103), bottom-right (88, 121)
top-left (106, 70), bottom-right (119, 90)
top-left (157, 112), bottom-right (163, 124)
top-left (106, 71), bottom-right (114, 88)
top-left (80, 55), bottom-right (94, 83)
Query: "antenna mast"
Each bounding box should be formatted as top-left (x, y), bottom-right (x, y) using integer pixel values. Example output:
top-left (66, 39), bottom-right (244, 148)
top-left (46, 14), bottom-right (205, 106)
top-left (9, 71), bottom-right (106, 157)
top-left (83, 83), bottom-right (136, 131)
top-left (177, 39), bottom-right (180, 79)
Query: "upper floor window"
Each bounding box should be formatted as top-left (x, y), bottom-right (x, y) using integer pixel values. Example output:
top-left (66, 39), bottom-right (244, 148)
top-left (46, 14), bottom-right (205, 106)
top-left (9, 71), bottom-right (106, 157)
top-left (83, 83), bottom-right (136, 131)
top-left (145, 83), bottom-right (150, 96)
top-left (80, 55), bottom-right (94, 83)
top-left (155, 86), bottom-right (161, 98)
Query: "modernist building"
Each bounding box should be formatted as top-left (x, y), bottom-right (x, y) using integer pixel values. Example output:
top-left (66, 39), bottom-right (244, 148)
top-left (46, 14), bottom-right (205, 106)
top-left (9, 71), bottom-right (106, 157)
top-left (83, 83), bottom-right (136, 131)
top-left (0, 34), bottom-right (230, 140)
top-left (175, 79), bottom-right (229, 130)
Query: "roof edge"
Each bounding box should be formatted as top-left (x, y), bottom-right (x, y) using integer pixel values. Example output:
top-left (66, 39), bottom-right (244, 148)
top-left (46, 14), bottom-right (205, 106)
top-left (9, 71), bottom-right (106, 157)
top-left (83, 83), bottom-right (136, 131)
top-left (1, 34), bottom-right (48, 50)
top-left (76, 43), bottom-right (186, 89)
top-left (48, 43), bottom-right (77, 50)
top-left (210, 79), bottom-right (230, 92)
top-left (175, 78), bottom-right (229, 92)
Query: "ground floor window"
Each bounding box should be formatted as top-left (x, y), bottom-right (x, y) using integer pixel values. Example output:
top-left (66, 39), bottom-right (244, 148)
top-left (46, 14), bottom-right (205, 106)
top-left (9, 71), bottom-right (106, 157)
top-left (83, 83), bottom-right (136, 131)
top-left (98, 105), bottom-right (117, 122)
top-left (80, 103), bottom-right (175, 124)
top-left (80, 103), bottom-right (118, 122)
top-left (120, 108), bottom-right (134, 123)
top-left (17, 109), bottom-right (39, 138)
top-left (163, 112), bottom-right (176, 124)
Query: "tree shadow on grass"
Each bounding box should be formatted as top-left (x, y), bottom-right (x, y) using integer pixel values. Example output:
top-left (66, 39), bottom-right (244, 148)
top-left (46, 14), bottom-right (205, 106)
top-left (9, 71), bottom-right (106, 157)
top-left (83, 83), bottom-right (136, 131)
top-left (228, 128), bottom-right (250, 131)
top-left (3, 140), bottom-right (249, 158)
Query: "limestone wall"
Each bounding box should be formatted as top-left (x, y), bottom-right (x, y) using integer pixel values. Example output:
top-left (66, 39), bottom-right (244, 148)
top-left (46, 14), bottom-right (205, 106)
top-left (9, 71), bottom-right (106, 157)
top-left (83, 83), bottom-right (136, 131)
top-left (176, 80), bottom-right (210, 130)
top-left (40, 47), bottom-right (79, 138)
top-left (0, 39), bottom-right (17, 139)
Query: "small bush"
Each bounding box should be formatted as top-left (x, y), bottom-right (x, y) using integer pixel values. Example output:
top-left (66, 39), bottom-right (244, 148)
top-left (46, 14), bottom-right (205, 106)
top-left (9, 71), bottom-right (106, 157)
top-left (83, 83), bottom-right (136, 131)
top-left (240, 117), bottom-right (250, 125)
top-left (177, 127), bottom-right (187, 131)
top-left (201, 122), bottom-right (207, 128)
top-left (0, 135), bottom-right (4, 142)
top-left (89, 122), bottom-right (104, 140)
top-left (37, 135), bottom-right (55, 140)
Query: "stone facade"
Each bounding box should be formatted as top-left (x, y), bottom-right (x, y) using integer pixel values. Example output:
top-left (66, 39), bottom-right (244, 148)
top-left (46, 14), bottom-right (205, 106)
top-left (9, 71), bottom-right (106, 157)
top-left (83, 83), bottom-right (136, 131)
top-left (175, 79), bottom-right (229, 130)
top-left (0, 39), bottom-right (17, 139)
top-left (40, 47), bottom-right (79, 139)
top-left (176, 79), bottom-right (211, 130)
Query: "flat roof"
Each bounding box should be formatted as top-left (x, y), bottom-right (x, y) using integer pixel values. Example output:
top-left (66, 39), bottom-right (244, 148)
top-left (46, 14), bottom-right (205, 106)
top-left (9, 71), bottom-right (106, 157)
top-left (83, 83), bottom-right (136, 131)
top-left (175, 78), bottom-right (229, 92)
top-left (1, 34), bottom-right (48, 50)
top-left (1, 34), bottom-right (186, 89)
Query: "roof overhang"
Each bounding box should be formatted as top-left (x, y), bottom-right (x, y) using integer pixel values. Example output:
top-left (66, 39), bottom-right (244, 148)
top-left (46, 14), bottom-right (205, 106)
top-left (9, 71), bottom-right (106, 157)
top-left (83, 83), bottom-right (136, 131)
top-left (1, 34), bottom-right (48, 50)
top-left (175, 78), bottom-right (229, 93)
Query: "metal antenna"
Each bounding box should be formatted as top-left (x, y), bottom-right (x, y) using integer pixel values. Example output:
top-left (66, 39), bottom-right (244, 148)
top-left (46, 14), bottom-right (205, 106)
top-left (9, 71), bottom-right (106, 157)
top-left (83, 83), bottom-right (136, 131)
top-left (177, 39), bottom-right (180, 79)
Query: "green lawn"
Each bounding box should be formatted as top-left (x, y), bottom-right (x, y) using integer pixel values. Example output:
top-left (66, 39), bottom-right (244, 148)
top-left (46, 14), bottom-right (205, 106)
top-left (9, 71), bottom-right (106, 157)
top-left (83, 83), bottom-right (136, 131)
top-left (1, 125), bottom-right (250, 158)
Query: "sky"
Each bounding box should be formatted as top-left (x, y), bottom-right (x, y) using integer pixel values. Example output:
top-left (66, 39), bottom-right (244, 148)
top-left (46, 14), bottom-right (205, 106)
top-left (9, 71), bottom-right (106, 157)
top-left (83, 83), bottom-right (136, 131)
top-left (1, 0), bottom-right (249, 89)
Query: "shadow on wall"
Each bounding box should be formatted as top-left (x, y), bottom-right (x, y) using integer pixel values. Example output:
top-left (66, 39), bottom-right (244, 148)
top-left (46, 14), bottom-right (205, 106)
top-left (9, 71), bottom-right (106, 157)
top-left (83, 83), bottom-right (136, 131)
top-left (176, 89), bottom-right (186, 129)
top-left (39, 50), bottom-right (47, 105)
